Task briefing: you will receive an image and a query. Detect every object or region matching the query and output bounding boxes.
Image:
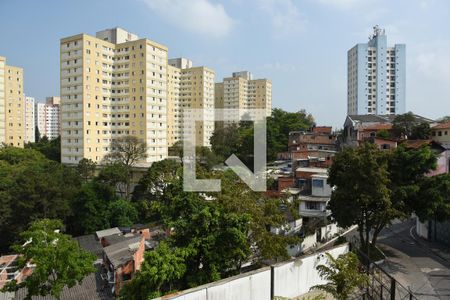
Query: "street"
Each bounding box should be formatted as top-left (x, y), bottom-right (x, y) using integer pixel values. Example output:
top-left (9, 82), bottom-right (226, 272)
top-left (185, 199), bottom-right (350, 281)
top-left (378, 219), bottom-right (450, 300)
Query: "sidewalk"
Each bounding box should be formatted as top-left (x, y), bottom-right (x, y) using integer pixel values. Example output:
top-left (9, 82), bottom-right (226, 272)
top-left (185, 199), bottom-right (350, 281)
top-left (410, 225), bottom-right (450, 263)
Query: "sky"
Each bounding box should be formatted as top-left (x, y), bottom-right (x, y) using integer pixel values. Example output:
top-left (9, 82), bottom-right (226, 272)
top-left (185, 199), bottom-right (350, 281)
top-left (0, 0), bottom-right (449, 128)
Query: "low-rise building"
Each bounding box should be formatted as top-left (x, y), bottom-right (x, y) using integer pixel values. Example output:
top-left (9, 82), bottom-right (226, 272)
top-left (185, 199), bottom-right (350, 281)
top-left (85, 225), bottom-right (165, 296)
top-left (288, 131), bottom-right (337, 152)
top-left (431, 122), bottom-right (450, 149)
top-left (343, 114), bottom-right (434, 147)
top-left (0, 255), bottom-right (32, 289)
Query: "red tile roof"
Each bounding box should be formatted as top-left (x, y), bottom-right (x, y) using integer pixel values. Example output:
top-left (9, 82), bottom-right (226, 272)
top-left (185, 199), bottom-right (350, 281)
top-left (432, 122), bottom-right (450, 129)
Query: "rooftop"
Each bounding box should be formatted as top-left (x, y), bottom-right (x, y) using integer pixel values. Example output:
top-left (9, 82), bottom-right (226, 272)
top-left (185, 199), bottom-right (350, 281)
top-left (95, 227), bottom-right (121, 239)
top-left (296, 167), bottom-right (328, 174)
top-left (432, 122), bottom-right (450, 129)
top-left (103, 236), bottom-right (142, 269)
top-left (12, 264), bottom-right (112, 300)
top-left (74, 235), bottom-right (103, 259)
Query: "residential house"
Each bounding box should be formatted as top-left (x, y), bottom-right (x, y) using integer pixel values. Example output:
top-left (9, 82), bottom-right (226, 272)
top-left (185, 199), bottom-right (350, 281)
top-left (431, 122), bottom-right (450, 149)
top-left (343, 114), bottom-right (434, 147)
top-left (288, 131), bottom-right (337, 152)
top-left (0, 255), bottom-right (32, 289)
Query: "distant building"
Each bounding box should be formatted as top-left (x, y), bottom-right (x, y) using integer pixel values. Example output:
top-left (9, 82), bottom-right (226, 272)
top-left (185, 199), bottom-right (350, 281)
top-left (343, 114), bottom-right (434, 147)
top-left (288, 130), bottom-right (337, 152)
top-left (35, 96), bottom-right (60, 140)
top-left (0, 56), bottom-right (26, 147)
top-left (167, 58), bottom-right (215, 147)
top-left (215, 71), bottom-right (272, 118)
top-left (24, 96), bottom-right (35, 143)
top-left (347, 26), bottom-right (406, 115)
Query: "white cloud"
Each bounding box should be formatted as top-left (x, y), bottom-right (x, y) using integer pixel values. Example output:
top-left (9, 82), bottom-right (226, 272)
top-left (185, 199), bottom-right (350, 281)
top-left (141, 0), bottom-right (235, 38)
top-left (257, 0), bottom-right (306, 37)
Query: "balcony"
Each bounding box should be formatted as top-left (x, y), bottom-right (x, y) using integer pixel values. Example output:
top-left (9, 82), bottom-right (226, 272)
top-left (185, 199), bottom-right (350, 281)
top-left (298, 196), bottom-right (330, 218)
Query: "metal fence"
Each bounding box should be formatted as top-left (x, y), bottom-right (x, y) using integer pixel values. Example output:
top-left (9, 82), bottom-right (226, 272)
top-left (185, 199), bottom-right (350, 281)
top-left (349, 238), bottom-right (418, 300)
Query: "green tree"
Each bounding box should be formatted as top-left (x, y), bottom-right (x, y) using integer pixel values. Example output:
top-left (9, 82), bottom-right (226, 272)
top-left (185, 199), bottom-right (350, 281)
top-left (168, 140), bottom-right (183, 157)
top-left (312, 252), bottom-right (368, 300)
top-left (97, 162), bottom-right (132, 199)
top-left (108, 199), bottom-right (138, 227)
top-left (328, 143), bottom-right (393, 253)
top-left (152, 178), bottom-right (252, 286)
top-left (209, 108), bottom-right (315, 164)
top-left (68, 182), bottom-right (113, 235)
top-left (376, 129), bottom-right (391, 139)
top-left (408, 173), bottom-right (450, 222)
top-left (76, 158), bottom-right (97, 183)
top-left (25, 136), bottom-right (61, 162)
top-left (210, 122), bottom-right (240, 160)
top-left (132, 159), bottom-right (181, 221)
top-left (0, 147), bottom-right (80, 252)
top-left (2, 219), bottom-right (95, 299)
top-left (120, 242), bottom-right (187, 299)
top-left (216, 170), bottom-right (299, 262)
top-left (410, 122), bottom-right (431, 139)
top-left (392, 112), bottom-right (431, 139)
top-left (328, 143), bottom-right (438, 253)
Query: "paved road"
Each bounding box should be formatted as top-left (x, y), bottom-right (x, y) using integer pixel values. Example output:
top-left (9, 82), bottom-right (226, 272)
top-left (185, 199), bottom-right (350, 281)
top-left (378, 219), bottom-right (450, 300)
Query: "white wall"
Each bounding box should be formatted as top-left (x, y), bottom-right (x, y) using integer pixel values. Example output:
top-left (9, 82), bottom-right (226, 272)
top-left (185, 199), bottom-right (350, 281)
top-left (319, 223), bottom-right (339, 241)
top-left (416, 217), bottom-right (428, 239)
top-left (273, 244), bottom-right (349, 299)
top-left (311, 176), bottom-right (332, 197)
top-left (157, 267), bottom-right (271, 300)
top-left (155, 244), bottom-right (349, 300)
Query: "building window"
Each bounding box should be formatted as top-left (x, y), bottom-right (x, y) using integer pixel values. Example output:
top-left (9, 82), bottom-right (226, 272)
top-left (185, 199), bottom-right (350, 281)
top-left (306, 201), bottom-right (321, 210)
top-left (312, 179), bottom-right (324, 188)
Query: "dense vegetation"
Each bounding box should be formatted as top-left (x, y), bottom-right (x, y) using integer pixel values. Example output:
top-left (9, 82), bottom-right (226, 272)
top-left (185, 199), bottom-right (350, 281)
top-left (0, 141), bottom-right (299, 298)
top-left (122, 159), bottom-right (299, 299)
top-left (2, 219), bottom-right (95, 299)
top-left (0, 146), bottom-right (140, 252)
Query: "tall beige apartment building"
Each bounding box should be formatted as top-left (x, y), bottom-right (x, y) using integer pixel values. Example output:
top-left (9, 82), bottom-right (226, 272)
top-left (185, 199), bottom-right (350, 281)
top-left (167, 58), bottom-right (215, 147)
top-left (60, 28), bottom-right (168, 164)
top-left (0, 56), bottom-right (26, 147)
top-left (215, 71), bottom-right (272, 118)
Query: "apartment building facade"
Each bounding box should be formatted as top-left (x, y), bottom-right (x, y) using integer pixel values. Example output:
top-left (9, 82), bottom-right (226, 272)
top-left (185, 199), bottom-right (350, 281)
top-left (60, 28), bottom-right (168, 164)
top-left (215, 71), bottom-right (272, 119)
top-left (167, 58), bottom-right (215, 147)
top-left (35, 96), bottom-right (61, 140)
top-left (348, 26), bottom-right (406, 115)
top-left (0, 56), bottom-right (26, 147)
top-left (24, 96), bottom-right (35, 143)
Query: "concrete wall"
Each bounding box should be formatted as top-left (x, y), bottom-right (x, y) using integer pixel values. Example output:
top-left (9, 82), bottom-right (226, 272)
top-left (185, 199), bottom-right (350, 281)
top-left (156, 244), bottom-right (349, 300)
top-left (416, 218), bottom-right (428, 239)
top-left (319, 223), bottom-right (339, 241)
top-left (273, 244), bottom-right (350, 299)
top-left (158, 267), bottom-right (271, 300)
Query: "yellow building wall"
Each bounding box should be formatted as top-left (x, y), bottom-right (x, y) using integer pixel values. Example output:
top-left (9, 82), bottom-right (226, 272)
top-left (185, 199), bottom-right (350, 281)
top-left (4, 64), bottom-right (24, 147)
top-left (60, 32), bottom-right (168, 164)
